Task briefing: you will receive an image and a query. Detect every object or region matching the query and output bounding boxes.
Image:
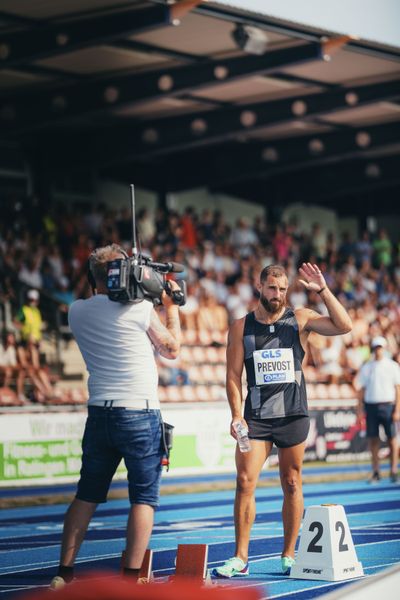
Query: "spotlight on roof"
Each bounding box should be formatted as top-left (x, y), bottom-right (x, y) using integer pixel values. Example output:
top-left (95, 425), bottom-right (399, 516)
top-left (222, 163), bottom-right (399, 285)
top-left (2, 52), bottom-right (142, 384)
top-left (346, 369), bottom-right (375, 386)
top-left (231, 24), bottom-right (268, 55)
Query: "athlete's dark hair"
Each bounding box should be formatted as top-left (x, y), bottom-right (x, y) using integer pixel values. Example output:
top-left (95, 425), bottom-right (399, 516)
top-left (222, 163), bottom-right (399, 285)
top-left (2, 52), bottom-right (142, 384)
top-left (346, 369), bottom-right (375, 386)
top-left (260, 264), bottom-right (287, 283)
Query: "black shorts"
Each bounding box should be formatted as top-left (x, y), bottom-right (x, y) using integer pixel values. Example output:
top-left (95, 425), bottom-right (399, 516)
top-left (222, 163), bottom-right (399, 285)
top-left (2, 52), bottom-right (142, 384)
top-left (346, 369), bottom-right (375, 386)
top-left (247, 415), bottom-right (310, 448)
top-left (365, 403), bottom-right (396, 439)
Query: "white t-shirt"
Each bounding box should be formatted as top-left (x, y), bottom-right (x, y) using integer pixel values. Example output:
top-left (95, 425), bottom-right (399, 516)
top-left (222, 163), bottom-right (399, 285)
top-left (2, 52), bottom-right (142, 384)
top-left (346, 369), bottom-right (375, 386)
top-left (68, 295), bottom-right (159, 407)
top-left (356, 357), bottom-right (400, 404)
top-left (0, 345), bottom-right (17, 367)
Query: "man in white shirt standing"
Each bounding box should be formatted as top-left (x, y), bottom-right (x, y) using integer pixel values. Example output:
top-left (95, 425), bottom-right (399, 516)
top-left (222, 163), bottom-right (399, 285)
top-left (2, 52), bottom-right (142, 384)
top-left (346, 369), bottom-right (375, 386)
top-left (50, 244), bottom-right (182, 588)
top-left (356, 336), bottom-right (400, 483)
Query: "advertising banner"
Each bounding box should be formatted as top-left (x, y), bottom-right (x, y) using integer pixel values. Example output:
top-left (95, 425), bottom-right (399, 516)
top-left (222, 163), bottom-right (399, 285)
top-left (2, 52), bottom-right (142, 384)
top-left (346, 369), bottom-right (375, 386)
top-left (0, 402), bottom-right (377, 486)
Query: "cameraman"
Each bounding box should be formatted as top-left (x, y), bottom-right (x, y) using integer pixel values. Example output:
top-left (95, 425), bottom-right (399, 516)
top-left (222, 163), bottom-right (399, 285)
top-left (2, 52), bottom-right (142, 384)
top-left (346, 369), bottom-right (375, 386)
top-left (51, 244), bottom-right (182, 588)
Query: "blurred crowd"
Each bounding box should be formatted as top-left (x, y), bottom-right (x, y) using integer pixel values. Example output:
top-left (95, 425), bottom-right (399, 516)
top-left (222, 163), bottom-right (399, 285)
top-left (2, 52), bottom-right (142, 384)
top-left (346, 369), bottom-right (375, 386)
top-left (1, 195), bottom-right (400, 404)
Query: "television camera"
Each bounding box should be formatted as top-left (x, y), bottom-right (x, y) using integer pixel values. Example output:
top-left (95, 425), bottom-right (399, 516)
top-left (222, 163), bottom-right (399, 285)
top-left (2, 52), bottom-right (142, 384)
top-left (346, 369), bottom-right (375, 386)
top-left (106, 185), bottom-right (186, 307)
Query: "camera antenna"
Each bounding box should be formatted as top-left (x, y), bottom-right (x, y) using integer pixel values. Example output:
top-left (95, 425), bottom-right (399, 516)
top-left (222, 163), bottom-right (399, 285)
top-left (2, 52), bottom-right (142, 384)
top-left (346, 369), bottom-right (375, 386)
top-left (130, 184), bottom-right (138, 263)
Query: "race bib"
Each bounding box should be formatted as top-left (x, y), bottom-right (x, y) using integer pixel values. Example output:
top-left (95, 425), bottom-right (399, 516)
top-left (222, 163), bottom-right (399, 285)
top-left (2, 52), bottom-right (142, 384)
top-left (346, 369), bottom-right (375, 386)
top-left (253, 348), bottom-right (295, 386)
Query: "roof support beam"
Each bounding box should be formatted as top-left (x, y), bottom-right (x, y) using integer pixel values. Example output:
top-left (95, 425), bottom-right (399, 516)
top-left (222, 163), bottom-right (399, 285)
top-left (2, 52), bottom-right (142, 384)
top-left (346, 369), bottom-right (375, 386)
top-left (153, 120), bottom-right (400, 190)
top-left (64, 78), bottom-right (400, 165)
top-left (178, 121), bottom-right (400, 189)
top-left (1, 42), bottom-right (326, 133)
top-left (0, 2), bottom-right (202, 69)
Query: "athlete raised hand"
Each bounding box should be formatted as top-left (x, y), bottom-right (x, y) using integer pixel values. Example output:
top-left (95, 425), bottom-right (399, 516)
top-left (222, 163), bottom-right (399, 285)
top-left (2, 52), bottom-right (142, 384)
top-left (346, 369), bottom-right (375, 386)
top-left (298, 262), bottom-right (326, 293)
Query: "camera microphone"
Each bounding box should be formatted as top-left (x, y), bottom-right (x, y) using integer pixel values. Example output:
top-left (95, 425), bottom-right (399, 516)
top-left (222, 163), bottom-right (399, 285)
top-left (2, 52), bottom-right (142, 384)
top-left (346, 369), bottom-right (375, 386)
top-left (148, 261), bottom-right (185, 273)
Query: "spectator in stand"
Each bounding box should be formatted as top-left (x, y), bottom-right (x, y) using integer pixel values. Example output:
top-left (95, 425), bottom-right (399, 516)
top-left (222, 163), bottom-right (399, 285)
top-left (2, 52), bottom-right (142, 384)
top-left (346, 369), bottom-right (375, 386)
top-left (319, 337), bottom-right (344, 384)
top-left (338, 232), bottom-right (355, 266)
top-left (352, 276), bottom-right (369, 305)
top-left (14, 289), bottom-right (44, 370)
top-left (41, 259), bottom-right (58, 293)
top-left (83, 204), bottom-right (104, 244)
top-left (272, 223), bottom-right (292, 263)
top-left (213, 210), bottom-right (230, 245)
top-left (325, 231), bottom-right (338, 266)
top-left (253, 214), bottom-right (269, 248)
top-left (231, 218), bottom-right (258, 258)
top-left (52, 276), bottom-right (76, 307)
top-left (373, 228), bottom-right (392, 268)
top-left (73, 234), bottom-right (93, 271)
top-left (310, 223), bottom-right (327, 261)
top-left (342, 337), bottom-right (369, 382)
top-left (180, 207), bottom-right (198, 249)
top-left (236, 273), bottom-right (254, 307)
top-left (157, 354), bottom-right (190, 386)
top-left (115, 208), bottom-right (132, 245)
top-left (289, 280), bottom-right (308, 309)
top-left (18, 256), bottom-right (43, 289)
top-left (137, 208), bottom-right (155, 247)
top-left (225, 282), bottom-right (249, 322)
top-left (355, 230), bottom-right (373, 267)
top-left (198, 209), bottom-right (215, 243)
top-left (356, 336), bottom-right (400, 483)
top-left (197, 290), bottom-right (228, 345)
top-left (16, 335), bottom-right (55, 403)
top-left (0, 332), bottom-right (26, 403)
top-left (178, 283), bottom-right (200, 331)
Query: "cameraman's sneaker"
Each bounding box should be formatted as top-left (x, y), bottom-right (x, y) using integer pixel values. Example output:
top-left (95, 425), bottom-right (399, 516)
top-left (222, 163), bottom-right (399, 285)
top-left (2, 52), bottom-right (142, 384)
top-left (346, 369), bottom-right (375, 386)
top-left (212, 557), bottom-right (249, 578)
top-left (281, 556), bottom-right (295, 575)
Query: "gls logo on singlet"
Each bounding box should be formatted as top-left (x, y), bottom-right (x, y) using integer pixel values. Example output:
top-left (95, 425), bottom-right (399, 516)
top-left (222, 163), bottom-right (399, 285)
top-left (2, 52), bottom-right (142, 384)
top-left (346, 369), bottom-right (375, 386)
top-left (260, 349), bottom-right (281, 359)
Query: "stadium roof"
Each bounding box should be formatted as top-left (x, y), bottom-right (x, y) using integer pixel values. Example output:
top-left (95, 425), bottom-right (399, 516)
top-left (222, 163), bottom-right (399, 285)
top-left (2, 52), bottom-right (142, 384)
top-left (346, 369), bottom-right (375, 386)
top-left (1, 0), bottom-right (400, 216)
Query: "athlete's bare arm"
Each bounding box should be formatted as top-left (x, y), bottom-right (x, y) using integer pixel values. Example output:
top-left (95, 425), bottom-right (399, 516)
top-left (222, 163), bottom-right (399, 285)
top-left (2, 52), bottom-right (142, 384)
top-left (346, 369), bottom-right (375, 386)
top-left (226, 317), bottom-right (246, 439)
top-left (147, 286), bottom-right (182, 359)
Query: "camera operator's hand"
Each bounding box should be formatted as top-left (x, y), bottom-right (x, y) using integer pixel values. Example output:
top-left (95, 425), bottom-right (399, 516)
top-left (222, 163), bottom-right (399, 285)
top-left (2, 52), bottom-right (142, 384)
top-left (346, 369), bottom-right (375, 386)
top-left (162, 280), bottom-right (181, 308)
top-left (149, 281), bottom-right (182, 359)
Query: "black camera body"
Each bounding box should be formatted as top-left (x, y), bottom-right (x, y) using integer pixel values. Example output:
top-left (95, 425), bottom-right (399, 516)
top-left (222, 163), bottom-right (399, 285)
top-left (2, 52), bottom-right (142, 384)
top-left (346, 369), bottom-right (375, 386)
top-left (104, 184), bottom-right (186, 307)
top-left (106, 255), bottom-right (186, 306)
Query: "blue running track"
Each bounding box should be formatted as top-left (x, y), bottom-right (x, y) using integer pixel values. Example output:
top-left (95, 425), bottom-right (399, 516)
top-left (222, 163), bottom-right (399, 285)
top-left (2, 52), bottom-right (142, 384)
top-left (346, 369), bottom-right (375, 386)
top-left (0, 474), bottom-right (399, 599)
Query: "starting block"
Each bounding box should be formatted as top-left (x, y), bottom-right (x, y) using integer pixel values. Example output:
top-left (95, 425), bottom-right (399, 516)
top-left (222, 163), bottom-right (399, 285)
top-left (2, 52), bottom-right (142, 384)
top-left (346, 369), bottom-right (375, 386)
top-left (120, 548), bottom-right (153, 581)
top-left (173, 544), bottom-right (210, 583)
top-left (290, 504), bottom-right (364, 581)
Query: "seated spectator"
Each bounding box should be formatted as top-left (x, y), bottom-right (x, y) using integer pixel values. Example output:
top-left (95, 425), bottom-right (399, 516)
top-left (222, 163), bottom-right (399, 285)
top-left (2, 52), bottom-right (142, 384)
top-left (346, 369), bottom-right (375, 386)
top-left (157, 355), bottom-right (190, 386)
top-left (230, 217), bottom-right (258, 257)
top-left (17, 341), bottom-right (55, 403)
top-left (179, 283), bottom-right (200, 331)
top-left (197, 290), bottom-right (228, 344)
top-left (289, 280), bottom-right (308, 309)
top-left (319, 337), bottom-right (344, 384)
top-left (0, 331), bottom-right (27, 403)
top-left (342, 337), bottom-right (369, 382)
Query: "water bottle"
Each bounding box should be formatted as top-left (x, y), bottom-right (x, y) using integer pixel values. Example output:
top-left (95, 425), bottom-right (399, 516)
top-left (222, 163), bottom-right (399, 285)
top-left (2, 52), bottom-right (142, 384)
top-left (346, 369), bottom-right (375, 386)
top-left (233, 422), bottom-right (251, 453)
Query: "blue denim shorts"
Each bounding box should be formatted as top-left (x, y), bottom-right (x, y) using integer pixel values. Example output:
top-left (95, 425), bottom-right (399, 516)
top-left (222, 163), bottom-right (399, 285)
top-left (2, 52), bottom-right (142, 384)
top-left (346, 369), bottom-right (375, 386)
top-left (76, 406), bottom-right (163, 506)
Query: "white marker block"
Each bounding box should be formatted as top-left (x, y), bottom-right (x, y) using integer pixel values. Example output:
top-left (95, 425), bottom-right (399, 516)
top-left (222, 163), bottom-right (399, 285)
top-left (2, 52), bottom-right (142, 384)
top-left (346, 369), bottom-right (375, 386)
top-left (290, 504), bottom-right (364, 581)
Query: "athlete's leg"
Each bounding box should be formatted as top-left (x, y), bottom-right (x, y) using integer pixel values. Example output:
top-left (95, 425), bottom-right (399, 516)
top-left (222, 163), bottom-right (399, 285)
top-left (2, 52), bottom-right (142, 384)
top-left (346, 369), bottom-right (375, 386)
top-left (278, 442), bottom-right (306, 559)
top-left (234, 440), bottom-right (272, 562)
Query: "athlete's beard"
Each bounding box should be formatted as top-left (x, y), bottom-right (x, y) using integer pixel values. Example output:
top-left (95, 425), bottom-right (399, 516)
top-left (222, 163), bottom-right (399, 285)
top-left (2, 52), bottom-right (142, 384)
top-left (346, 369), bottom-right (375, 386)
top-left (260, 292), bottom-right (285, 315)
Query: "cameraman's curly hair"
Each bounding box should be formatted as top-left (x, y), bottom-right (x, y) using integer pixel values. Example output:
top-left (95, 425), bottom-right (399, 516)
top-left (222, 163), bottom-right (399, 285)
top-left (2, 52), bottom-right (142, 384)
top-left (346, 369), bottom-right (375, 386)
top-left (89, 244), bottom-right (126, 286)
